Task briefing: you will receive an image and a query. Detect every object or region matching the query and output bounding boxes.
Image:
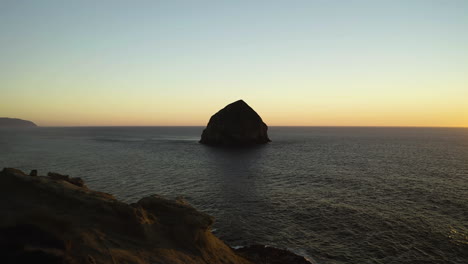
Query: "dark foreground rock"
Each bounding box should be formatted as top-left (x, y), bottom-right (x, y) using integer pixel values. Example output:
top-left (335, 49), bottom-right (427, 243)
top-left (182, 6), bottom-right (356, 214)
top-left (0, 117), bottom-right (37, 127)
top-left (235, 245), bottom-right (315, 264)
top-left (0, 168), bottom-right (311, 264)
top-left (200, 100), bottom-right (271, 146)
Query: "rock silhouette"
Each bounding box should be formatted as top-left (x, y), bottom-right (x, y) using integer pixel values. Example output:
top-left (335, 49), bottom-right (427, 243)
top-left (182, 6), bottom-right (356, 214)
top-left (0, 117), bottom-right (37, 127)
top-left (200, 100), bottom-right (271, 146)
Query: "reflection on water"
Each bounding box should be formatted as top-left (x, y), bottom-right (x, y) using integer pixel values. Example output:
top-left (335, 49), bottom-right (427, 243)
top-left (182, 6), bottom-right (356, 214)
top-left (1, 127), bottom-right (467, 263)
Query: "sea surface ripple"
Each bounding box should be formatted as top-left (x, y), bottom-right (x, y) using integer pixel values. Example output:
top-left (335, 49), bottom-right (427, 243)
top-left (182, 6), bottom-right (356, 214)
top-left (1, 126), bottom-right (467, 263)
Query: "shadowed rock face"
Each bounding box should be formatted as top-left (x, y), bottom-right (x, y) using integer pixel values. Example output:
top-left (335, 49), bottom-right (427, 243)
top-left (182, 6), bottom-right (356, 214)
top-left (200, 100), bottom-right (271, 146)
top-left (0, 118), bottom-right (37, 127)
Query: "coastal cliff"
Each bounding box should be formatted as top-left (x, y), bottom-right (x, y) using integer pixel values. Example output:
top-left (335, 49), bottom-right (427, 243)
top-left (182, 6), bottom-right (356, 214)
top-left (0, 118), bottom-right (37, 127)
top-left (0, 168), bottom-right (311, 264)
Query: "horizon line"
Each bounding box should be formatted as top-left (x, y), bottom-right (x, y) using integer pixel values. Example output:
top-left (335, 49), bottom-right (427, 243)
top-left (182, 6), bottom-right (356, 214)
top-left (22, 125), bottom-right (468, 129)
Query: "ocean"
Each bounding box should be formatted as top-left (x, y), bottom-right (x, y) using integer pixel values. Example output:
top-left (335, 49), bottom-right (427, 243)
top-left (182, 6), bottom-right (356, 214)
top-left (1, 126), bottom-right (467, 263)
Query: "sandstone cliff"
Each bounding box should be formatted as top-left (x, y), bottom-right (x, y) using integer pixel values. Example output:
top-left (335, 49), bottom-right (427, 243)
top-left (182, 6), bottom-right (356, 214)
top-left (0, 168), bottom-right (251, 264)
top-left (0, 168), bottom-right (311, 264)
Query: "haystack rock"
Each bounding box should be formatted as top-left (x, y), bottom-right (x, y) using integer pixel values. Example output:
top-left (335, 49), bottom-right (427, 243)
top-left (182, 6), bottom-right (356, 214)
top-left (200, 100), bottom-right (271, 146)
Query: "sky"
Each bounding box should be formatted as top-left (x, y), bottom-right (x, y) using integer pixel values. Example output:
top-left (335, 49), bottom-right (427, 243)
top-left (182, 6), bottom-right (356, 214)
top-left (1, 0), bottom-right (467, 127)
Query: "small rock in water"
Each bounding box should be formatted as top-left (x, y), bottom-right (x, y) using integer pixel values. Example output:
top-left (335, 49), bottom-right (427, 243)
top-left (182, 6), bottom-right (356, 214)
top-left (235, 244), bottom-right (314, 264)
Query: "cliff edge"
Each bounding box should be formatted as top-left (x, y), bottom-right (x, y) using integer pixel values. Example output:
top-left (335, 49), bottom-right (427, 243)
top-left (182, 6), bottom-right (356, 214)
top-left (0, 168), bottom-right (251, 264)
top-left (0, 168), bottom-right (311, 264)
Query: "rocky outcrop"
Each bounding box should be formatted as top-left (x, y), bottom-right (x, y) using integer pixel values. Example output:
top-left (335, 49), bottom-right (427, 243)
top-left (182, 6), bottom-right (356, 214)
top-left (0, 118), bottom-right (37, 127)
top-left (47, 172), bottom-right (86, 188)
top-left (200, 100), bottom-right (271, 146)
top-left (0, 168), bottom-right (312, 264)
top-left (0, 168), bottom-right (251, 264)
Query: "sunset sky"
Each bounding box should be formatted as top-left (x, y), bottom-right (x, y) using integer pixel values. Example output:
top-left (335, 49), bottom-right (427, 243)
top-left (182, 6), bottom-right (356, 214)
top-left (1, 0), bottom-right (467, 127)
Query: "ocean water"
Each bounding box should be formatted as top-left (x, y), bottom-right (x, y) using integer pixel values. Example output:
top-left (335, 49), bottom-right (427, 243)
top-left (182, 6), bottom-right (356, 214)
top-left (1, 126), bottom-right (467, 264)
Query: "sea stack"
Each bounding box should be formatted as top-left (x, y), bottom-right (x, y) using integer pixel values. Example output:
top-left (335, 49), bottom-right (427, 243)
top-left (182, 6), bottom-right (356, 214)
top-left (200, 100), bottom-right (271, 146)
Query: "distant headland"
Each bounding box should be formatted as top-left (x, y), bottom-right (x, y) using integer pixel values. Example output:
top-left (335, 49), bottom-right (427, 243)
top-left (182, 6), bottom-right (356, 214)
top-left (0, 118), bottom-right (37, 127)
